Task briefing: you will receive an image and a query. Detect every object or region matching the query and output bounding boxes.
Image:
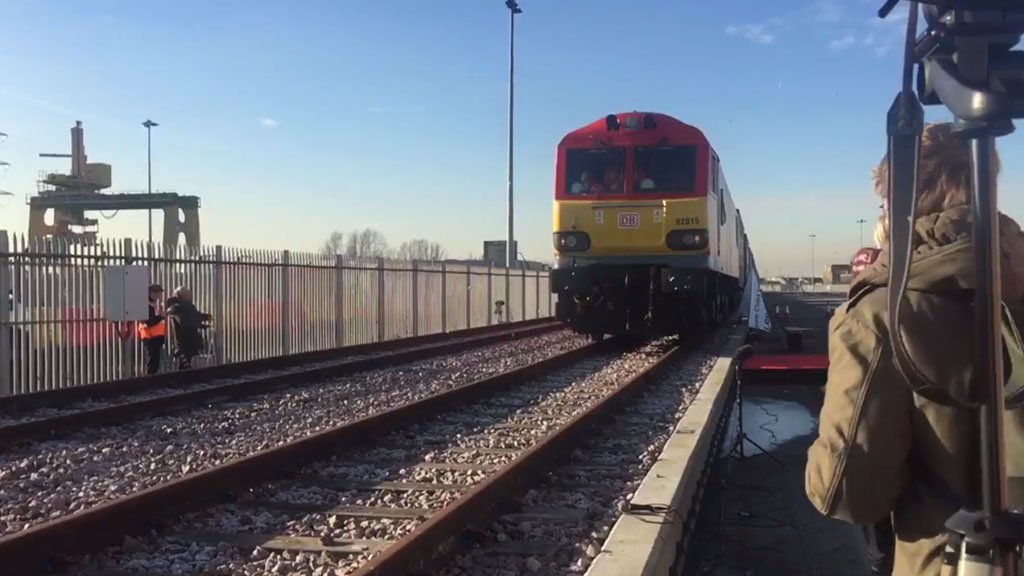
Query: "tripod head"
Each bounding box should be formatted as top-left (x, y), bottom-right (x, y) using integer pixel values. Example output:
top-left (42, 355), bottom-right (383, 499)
top-left (883, 1), bottom-right (1024, 406)
top-left (913, 1), bottom-right (1024, 132)
top-left (878, 1), bottom-right (1024, 573)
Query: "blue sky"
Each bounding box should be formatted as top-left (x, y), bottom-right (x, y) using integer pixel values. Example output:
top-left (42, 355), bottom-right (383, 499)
top-left (1, 0), bottom-right (1022, 276)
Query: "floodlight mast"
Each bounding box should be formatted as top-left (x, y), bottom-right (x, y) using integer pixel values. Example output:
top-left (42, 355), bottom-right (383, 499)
top-left (0, 131), bottom-right (10, 198)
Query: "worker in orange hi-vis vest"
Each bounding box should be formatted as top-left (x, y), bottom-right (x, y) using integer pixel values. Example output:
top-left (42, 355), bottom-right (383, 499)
top-left (137, 283), bottom-right (166, 375)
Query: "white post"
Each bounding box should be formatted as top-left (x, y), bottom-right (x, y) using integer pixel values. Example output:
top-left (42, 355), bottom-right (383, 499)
top-left (0, 231), bottom-right (11, 396)
top-left (213, 245), bottom-right (225, 364)
top-left (335, 255), bottom-right (345, 347)
top-left (412, 260), bottom-right (420, 337)
top-left (281, 250), bottom-right (291, 355)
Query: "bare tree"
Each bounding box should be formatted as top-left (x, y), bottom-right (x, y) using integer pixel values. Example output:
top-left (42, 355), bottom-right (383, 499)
top-left (345, 228), bottom-right (390, 259)
top-left (396, 239), bottom-right (448, 262)
top-left (320, 230), bottom-right (345, 258)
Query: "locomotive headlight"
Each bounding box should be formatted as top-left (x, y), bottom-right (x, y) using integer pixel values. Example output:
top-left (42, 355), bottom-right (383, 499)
top-left (666, 229), bottom-right (709, 250)
top-left (554, 231), bottom-right (591, 252)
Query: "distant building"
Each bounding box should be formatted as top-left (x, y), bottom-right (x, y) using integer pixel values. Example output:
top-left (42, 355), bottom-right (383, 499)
top-left (823, 264), bottom-right (853, 284)
top-left (482, 240), bottom-right (519, 268)
top-left (469, 240), bottom-right (550, 271)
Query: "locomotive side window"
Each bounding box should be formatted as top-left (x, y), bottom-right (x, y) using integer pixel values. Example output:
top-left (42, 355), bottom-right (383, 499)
top-left (565, 148), bottom-right (626, 195)
top-left (633, 145), bottom-right (698, 194)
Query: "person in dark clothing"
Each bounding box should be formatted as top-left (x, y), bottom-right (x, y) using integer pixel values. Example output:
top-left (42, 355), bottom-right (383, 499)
top-left (138, 283), bottom-right (166, 375)
top-left (165, 287), bottom-right (211, 370)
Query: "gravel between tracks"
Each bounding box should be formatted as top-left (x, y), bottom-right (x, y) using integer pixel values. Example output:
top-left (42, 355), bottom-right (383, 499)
top-left (0, 330), bottom-right (587, 537)
top-left (63, 338), bottom-right (677, 576)
top-left (0, 360), bottom-right (345, 427)
top-left (0, 329), bottom-right (549, 427)
top-left (438, 337), bottom-right (720, 576)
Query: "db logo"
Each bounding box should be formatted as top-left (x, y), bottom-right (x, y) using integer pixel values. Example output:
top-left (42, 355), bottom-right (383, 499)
top-left (618, 213), bottom-right (640, 229)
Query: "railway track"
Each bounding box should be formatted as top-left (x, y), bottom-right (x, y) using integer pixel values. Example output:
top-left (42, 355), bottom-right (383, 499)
top-left (0, 320), bottom-right (562, 445)
top-left (0, 319), bottom-right (558, 420)
top-left (438, 331), bottom-right (727, 575)
top-left (0, 328), bottom-right (586, 540)
top-left (0, 320), bottom-right (736, 576)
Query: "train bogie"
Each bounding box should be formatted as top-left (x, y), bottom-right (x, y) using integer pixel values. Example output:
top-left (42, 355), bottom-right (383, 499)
top-left (552, 263), bottom-right (741, 340)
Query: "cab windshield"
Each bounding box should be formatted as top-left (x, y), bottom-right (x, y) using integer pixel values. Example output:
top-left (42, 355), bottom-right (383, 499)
top-left (564, 148), bottom-right (626, 195)
top-left (633, 145), bottom-right (698, 194)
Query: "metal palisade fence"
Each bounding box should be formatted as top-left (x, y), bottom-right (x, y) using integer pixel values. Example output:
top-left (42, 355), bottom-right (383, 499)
top-left (0, 231), bottom-right (555, 396)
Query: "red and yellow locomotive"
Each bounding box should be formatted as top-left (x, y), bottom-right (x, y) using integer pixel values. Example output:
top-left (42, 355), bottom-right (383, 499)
top-left (551, 111), bottom-right (750, 340)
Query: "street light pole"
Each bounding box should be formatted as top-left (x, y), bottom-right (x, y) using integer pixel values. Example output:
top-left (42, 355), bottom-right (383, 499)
top-left (142, 119), bottom-right (159, 245)
top-left (0, 132), bottom-right (10, 198)
top-left (856, 218), bottom-right (867, 248)
top-left (504, 0), bottom-right (521, 322)
top-left (809, 234), bottom-right (817, 291)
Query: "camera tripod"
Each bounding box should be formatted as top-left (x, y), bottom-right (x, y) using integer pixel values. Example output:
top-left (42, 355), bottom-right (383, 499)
top-left (879, 1), bottom-right (1024, 573)
top-left (726, 346), bottom-right (782, 467)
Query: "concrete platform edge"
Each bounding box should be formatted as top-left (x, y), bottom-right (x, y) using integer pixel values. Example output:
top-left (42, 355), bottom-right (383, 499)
top-left (584, 321), bottom-right (748, 576)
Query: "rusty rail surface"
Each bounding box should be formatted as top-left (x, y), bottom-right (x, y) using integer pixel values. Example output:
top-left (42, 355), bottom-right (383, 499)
top-left (0, 339), bottom-right (602, 576)
top-left (0, 318), bottom-right (556, 412)
top-left (0, 321), bottom-right (564, 446)
top-left (352, 339), bottom-right (696, 576)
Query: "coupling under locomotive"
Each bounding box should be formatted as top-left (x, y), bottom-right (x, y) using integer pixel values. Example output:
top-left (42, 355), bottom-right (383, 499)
top-left (550, 111), bottom-right (750, 341)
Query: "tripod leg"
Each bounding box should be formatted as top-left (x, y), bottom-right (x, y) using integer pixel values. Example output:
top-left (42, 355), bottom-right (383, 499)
top-left (737, 382), bottom-right (745, 459)
top-left (739, 434), bottom-right (783, 467)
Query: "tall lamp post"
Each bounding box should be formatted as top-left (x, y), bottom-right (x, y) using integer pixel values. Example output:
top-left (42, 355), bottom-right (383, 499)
top-left (504, 0), bottom-right (522, 321)
top-left (142, 119), bottom-right (159, 245)
top-left (0, 132), bottom-right (10, 198)
top-left (856, 218), bottom-right (867, 248)
top-left (809, 234), bottom-right (817, 291)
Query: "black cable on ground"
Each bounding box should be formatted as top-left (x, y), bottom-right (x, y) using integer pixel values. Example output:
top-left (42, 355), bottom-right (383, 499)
top-left (695, 401), bottom-right (821, 576)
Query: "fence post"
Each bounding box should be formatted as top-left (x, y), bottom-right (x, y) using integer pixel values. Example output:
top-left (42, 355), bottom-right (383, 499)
top-left (281, 250), bottom-right (291, 355)
top-left (145, 237), bottom-right (154, 293)
top-left (122, 238), bottom-right (136, 379)
top-left (213, 245), bottom-right (225, 365)
top-left (440, 263), bottom-right (448, 333)
top-left (335, 255), bottom-right (345, 347)
top-left (504, 266), bottom-right (511, 324)
top-left (0, 231), bottom-right (11, 396)
top-left (144, 236), bottom-right (158, 372)
top-left (520, 267), bottom-right (526, 322)
top-left (535, 270), bottom-right (540, 319)
top-left (551, 274), bottom-right (556, 316)
top-left (546, 272), bottom-right (552, 316)
top-left (411, 260), bottom-right (419, 337)
top-left (465, 265), bottom-right (471, 329)
top-left (377, 258), bottom-right (385, 343)
top-left (486, 263), bottom-right (493, 326)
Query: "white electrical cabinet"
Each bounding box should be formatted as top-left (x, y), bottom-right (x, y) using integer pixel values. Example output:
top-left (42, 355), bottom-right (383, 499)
top-left (103, 265), bottom-right (150, 322)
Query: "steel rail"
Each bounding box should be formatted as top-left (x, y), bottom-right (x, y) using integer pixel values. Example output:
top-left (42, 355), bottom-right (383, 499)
top-left (351, 338), bottom-right (693, 576)
top-left (0, 317), bottom-right (556, 412)
top-left (0, 339), bottom-right (602, 576)
top-left (0, 321), bottom-right (563, 446)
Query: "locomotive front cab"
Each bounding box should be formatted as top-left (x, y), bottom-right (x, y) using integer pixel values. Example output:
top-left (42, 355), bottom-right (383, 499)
top-left (555, 144), bottom-right (709, 256)
top-left (551, 112), bottom-right (724, 338)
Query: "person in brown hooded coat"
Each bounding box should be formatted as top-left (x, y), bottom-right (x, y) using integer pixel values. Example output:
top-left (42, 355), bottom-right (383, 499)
top-left (848, 240), bottom-right (896, 575)
top-left (805, 122), bottom-right (1024, 576)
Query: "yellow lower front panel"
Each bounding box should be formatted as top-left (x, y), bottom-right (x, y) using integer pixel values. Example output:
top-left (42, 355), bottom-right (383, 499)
top-left (553, 197), bottom-right (710, 257)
